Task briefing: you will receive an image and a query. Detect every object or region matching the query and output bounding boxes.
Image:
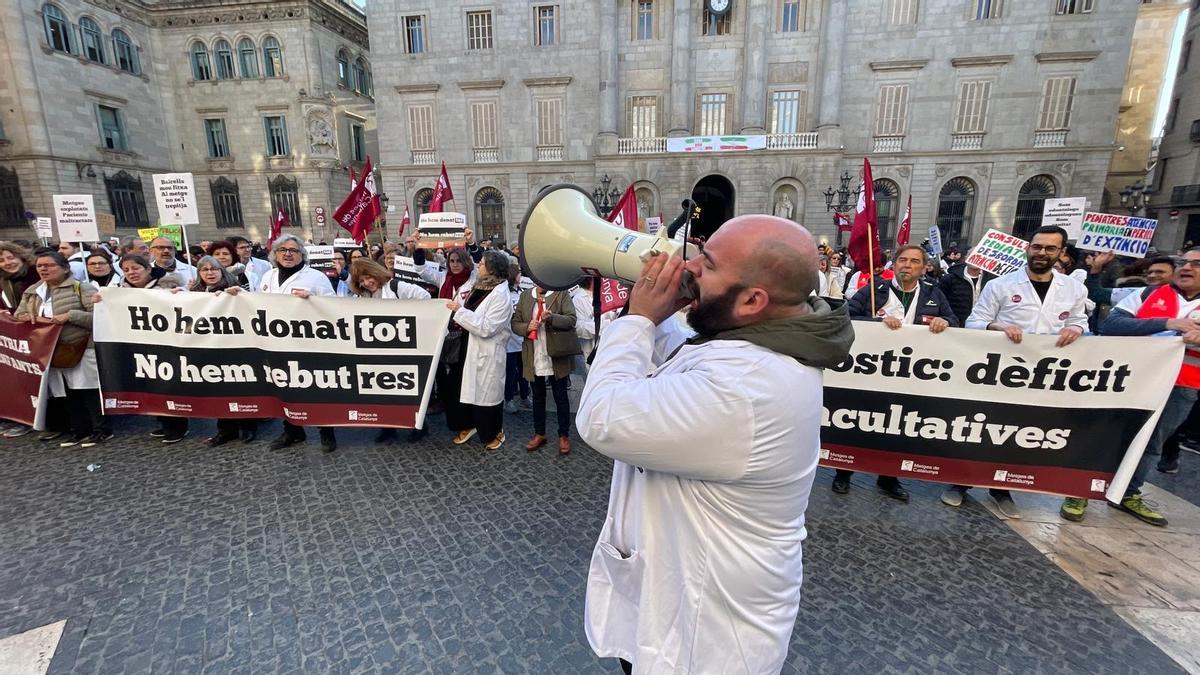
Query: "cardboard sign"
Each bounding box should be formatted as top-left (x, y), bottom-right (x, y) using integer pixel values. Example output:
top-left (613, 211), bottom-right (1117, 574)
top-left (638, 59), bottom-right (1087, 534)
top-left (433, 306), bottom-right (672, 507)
top-left (53, 194), bottom-right (99, 242)
top-left (393, 254), bottom-right (422, 284)
top-left (152, 173), bottom-right (199, 225)
top-left (965, 229), bottom-right (1029, 276)
top-left (416, 212), bottom-right (467, 249)
top-left (928, 226), bottom-right (944, 256)
top-left (306, 245), bottom-right (336, 271)
top-left (333, 238), bottom-right (360, 251)
top-left (646, 216), bottom-right (662, 236)
top-left (1042, 198), bottom-right (1087, 241)
top-left (34, 217), bottom-right (53, 239)
top-left (1076, 212), bottom-right (1157, 259)
top-left (96, 213), bottom-right (117, 237)
top-left (158, 224), bottom-right (184, 249)
top-left (137, 227), bottom-right (160, 243)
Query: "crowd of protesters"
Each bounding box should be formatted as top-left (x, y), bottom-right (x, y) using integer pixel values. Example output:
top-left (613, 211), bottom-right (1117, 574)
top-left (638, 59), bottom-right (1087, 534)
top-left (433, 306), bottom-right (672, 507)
top-left (2, 222), bottom-right (1198, 528)
top-left (0, 230), bottom-right (591, 458)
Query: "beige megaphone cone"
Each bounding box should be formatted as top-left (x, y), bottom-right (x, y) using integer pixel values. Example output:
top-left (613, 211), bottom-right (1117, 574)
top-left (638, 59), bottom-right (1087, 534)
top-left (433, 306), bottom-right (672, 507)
top-left (518, 184), bottom-right (698, 291)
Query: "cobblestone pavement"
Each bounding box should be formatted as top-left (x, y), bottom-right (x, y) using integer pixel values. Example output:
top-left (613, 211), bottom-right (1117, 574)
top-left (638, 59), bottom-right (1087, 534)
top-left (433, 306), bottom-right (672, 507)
top-left (0, 410), bottom-right (1190, 674)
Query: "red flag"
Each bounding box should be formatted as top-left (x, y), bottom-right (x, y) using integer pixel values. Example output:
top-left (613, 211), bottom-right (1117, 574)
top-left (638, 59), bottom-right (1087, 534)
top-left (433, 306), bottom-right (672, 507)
top-left (834, 212), bottom-right (852, 233)
top-left (333, 156), bottom-right (377, 245)
top-left (349, 166), bottom-right (358, 191)
top-left (599, 185), bottom-right (640, 314)
top-left (848, 158), bottom-right (881, 276)
top-left (357, 156), bottom-right (382, 241)
top-left (267, 207), bottom-right (288, 250)
top-left (398, 206), bottom-right (411, 237)
top-left (896, 194), bottom-right (912, 246)
top-left (429, 162), bottom-right (454, 213)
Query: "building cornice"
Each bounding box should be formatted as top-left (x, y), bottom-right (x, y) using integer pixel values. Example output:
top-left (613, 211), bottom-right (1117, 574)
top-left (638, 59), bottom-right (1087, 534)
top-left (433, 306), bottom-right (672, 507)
top-left (458, 79), bottom-right (506, 91)
top-left (950, 55), bottom-right (1013, 68)
top-left (868, 59), bottom-right (929, 72)
top-left (1034, 51), bottom-right (1101, 63)
top-left (394, 83), bottom-right (441, 94)
top-left (522, 77), bottom-right (573, 88)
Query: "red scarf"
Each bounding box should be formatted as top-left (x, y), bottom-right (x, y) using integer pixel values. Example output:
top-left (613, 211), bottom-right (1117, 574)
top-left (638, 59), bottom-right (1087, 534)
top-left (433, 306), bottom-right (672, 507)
top-left (439, 269), bottom-right (472, 300)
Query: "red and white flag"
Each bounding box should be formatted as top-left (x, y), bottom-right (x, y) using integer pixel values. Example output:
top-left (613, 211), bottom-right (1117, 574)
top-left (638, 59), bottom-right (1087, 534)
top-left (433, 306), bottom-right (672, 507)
top-left (834, 212), bottom-right (852, 233)
top-left (847, 158), bottom-right (881, 277)
top-left (267, 207), bottom-right (288, 250)
top-left (348, 166), bottom-right (358, 191)
top-left (429, 162), bottom-right (454, 213)
top-left (398, 206), bottom-right (412, 237)
top-left (333, 156), bottom-right (380, 244)
top-left (896, 194), bottom-right (912, 246)
top-left (599, 185), bottom-right (640, 314)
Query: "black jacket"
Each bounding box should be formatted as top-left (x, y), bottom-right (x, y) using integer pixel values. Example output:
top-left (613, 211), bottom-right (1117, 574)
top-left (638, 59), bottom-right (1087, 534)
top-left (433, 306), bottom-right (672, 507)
top-left (848, 279), bottom-right (959, 327)
top-left (938, 263), bottom-right (995, 327)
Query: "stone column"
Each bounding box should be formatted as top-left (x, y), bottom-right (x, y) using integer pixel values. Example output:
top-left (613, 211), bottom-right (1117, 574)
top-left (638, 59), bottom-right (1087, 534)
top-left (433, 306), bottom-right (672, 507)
top-left (598, 0), bottom-right (620, 139)
top-left (815, 0), bottom-right (846, 131)
top-left (667, 0), bottom-right (694, 137)
top-left (740, 0), bottom-right (771, 134)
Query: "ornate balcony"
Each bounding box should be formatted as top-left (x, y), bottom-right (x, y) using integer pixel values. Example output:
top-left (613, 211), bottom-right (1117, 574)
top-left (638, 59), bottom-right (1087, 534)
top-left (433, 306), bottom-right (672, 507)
top-left (872, 136), bottom-right (904, 153)
top-left (1033, 130), bottom-right (1068, 148)
top-left (765, 132), bottom-right (819, 150)
top-left (411, 150), bottom-right (436, 165)
top-left (473, 148), bottom-right (499, 163)
top-left (617, 136), bottom-right (667, 154)
top-left (536, 145), bottom-right (563, 161)
top-left (950, 133), bottom-right (984, 151)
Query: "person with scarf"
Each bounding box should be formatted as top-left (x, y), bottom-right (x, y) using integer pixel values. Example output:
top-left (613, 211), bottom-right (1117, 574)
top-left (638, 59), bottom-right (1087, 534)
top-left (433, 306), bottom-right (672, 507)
top-left (443, 251), bottom-right (514, 450)
top-left (206, 241), bottom-right (252, 290)
top-left (84, 250), bottom-right (122, 288)
top-left (148, 236), bottom-right (196, 285)
top-left (512, 281), bottom-right (581, 455)
top-left (117, 255), bottom-right (184, 291)
top-left (0, 242), bottom-right (42, 438)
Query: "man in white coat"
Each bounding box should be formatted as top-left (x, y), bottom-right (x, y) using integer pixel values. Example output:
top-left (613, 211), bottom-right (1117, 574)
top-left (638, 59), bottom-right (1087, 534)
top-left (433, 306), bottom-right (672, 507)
top-left (961, 225), bottom-right (1088, 518)
top-left (576, 215), bottom-right (855, 674)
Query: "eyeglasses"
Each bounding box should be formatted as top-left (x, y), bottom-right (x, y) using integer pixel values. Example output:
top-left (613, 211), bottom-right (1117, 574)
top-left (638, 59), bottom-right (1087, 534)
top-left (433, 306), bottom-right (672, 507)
top-left (1027, 245), bottom-right (1062, 254)
top-left (276, 248), bottom-right (302, 255)
top-left (86, 261), bottom-right (111, 266)
top-left (150, 245), bottom-right (174, 251)
top-left (34, 264), bottom-right (61, 270)
top-left (1180, 260), bottom-right (1200, 268)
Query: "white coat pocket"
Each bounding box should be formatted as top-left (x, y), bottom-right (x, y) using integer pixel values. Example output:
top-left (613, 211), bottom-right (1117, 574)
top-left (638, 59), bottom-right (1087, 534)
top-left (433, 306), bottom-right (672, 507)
top-left (584, 517), bottom-right (645, 659)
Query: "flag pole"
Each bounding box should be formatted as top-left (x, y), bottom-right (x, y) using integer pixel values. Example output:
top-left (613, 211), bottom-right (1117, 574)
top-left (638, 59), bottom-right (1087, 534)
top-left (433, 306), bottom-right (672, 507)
top-left (867, 221), bottom-right (877, 318)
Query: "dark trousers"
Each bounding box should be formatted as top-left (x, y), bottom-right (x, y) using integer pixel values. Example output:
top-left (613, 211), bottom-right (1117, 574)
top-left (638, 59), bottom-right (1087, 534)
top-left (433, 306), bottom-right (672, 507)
top-left (156, 416), bottom-right (188, 435)
top-left (836, 469), bottom-right (899, 486)
top-left (472, 403), bottom-right (504, 444)
top-left (48, 388), bottom-right (109, 437)
top-left (438, 357), bottom-right (473, 432)
top-left (620, 659), bottom-right (632, 675)
top-left (216, 418), bottom-right (256, 436)
top-left (532, 375), bottom-right (571, 438)
top-left (505, 352), bottom-right (530, 401)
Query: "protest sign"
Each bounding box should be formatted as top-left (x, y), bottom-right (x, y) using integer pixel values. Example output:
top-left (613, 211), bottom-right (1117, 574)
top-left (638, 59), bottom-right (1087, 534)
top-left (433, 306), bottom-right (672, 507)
top-left (393, 255), bottom-right (422, 284)
top-left (416, 212), bottom-right (467, 249)
top-left (34, 217), bottom-right (53, 239)
top-left (306, 245), bottom-right (336, 272)
top-left (333, 238), bottom-right (360, 251)
top-left (1042, 198), bottom-right (1086, 241)
top-left (158, 224), bottom-right (184, 249)
top-left (0, 315), bottom-right (60, 427)
top-left (820, 322), bottom-right (1181, 500)
top-left (138, 227), bottom-right (161, 243)
top-left (646, 216), bottom-right (662, 236)
top-left (928, 225), bottom-right (943, 256)
top-left (152, 173), bottom-right (199, 225)
top-left (1077, 212), bottom-right (1157, 258)
top-left (965, 229), bottom-right (1028, 276)
top-left (52, 195), bottom-right (98, 242)
top-left (92, 289), bottom-right (451, 429)
top-left (96, 213), bottom-right (117, 237)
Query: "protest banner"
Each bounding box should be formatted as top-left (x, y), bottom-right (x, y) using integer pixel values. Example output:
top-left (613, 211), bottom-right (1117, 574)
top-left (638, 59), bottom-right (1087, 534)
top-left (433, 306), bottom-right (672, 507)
top-left (392, 255), bottom-right (422, 284)
top-left (965, 229), bottom-right (1028, 276)
top-left (306, 245), bottom-right (336, 272)
top-left (928, 226), bottom-right (943, 256)
top-left (92, 289), bottom-right (451, 429)
top-left (0, 315), bottom-right (60, 427)
top-left (1077, 212), bottom-right (1158, 258)
top-left (1041, 198), bottom-right (1087, 241)
top-left (416, 212), bottom-right (467, 249)
top-left (53, 194), bottom-right (99, 242)
top-left (152, 173), bottom-right (199, 226)
top-left (820, 322), bottom-right (1181, 500)
top-left (665, 135), bottom-right (768, 153)
top-left (333, 238), bottom-right (360, 251)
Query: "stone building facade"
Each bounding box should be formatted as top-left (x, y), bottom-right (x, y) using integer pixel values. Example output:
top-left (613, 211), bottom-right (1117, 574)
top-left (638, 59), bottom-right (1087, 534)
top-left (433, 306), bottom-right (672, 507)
top-left (369, 0), bottom-right (1144, 252)
top-left (1150, 1), bottom-right (1200, 249)
top-left (0, 0), bottom-right (377, 244)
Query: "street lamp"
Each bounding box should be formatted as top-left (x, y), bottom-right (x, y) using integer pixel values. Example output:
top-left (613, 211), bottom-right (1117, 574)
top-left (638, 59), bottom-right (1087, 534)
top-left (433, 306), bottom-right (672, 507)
top-left (824, 170), bottom-right (862, 247)
top-left (1119, 181), bottom-right (1153, 215)
top-left (592, 173), bottom-right (623, 218)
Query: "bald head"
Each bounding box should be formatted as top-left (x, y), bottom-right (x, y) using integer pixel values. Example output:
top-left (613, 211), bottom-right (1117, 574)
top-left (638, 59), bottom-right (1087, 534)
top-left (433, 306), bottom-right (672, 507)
top-left (711, 215), bottom-right (818, 307)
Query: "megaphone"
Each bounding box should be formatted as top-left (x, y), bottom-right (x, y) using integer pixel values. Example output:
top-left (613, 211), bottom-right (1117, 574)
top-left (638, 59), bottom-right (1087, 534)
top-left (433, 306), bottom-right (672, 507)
top-left (518, 184), bottom-right (699, 291)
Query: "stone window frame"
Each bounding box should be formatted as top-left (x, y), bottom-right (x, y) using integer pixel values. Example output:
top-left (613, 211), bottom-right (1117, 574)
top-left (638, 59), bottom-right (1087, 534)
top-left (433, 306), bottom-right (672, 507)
top-left (191, 40), bottom-right (213, 81)
top-left (631, 0), bottom-right (656, 41)
top-left (881, 0), bottom-right (919, 27)
top-left (532, 4), bottom-right (560, 47)
top-left (952, 79), bottom-right (993, 134)
top-left (873, 81), bottom-right (911, 137)
top-left (79, 16), bottom-right (106, 64)
top-left (469, 98), bottom-right (500, 150)
top-left (406, 103), bottom-right (437, 153)
top-left (626, 93), bottom-right (661, 138)
top-left (113, 29), bottom-right (140, 75)
top-left (261, 35), bottom-right (284, 78)
top-left (213, 38), bottom-right (235, 80)
top-left (41, 3), bottom-right (73, 54)
top-left (203, 117), bottom-right (230, 159)
top-left (465, 7), bottom-right (495, 51)
top-left (972, 0), bottom-right (1003, 20)
top-left (695, 90), bottom-right (732, 136)
top-left (237, 37), bottom-right (259, 78)
top-left (262, 115), bottom-right (290, 157)
top-left (402, 14), bottom-right (428, 54)
top-left (96, 103), bottom-right (128, 152)
top-left (1036, 75), bottom-right (1078, 131)
top-left (777, 0), bottom-right (807, 33)
top-left (211, 176), bottom-right (244, 229)
top-left (268, 174), bottom-right (301, 227)
top-left (767, 87), bottom-right (808, 135)
top-left (336, 49), bottom-right (350, 87)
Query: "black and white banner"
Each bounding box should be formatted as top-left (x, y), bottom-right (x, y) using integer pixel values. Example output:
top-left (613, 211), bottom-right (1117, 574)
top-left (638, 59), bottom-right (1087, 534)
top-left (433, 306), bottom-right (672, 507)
top-left (822, 323), bottom-right (1182, 500)
top-left (92, 288), bottom-right (450, 428)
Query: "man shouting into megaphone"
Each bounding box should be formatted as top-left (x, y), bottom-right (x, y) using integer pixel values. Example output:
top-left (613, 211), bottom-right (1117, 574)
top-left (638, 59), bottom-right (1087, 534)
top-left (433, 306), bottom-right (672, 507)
top-left (576, 215), bottom-right (855, 674)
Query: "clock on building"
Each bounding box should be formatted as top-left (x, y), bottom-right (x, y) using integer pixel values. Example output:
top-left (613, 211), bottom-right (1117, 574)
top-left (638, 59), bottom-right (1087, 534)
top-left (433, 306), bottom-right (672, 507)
top-left (706, 0), bottom-right (731, 16)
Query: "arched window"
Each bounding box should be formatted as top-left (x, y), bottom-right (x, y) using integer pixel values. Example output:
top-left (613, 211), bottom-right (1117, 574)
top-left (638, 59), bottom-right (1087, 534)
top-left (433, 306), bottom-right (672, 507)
top-left (191, 41), bottom-right (212, 81)
top-left (475, 187), bottom-right (506, 242)
top-left (873, 178), bottom-right (900, 249)
top-left (214, 39), bottom-right (234, 79)
top-left (262, 36), bottom-right (283, 77)
top-left (105, 170), bottom-right (149, 229)
top-left (43, 4), bottom-right (72, 53)
top-left (79, 17), bottom-right (105, 63)
top-left (238, 38), bottom-right (258, 78)
top-left (336, 50), bottom-right (350, 88)
top-left (414, 188), bottom-right (434, 219)
top-left (113, 30), bottom-right (138, 73)
top-left (211, 177), bottom-right (243, 229)
top-left (353, 58), bottom-right (367, 95)
top-left (1012, 174), bottom-right (1058, 241)
top-left (268, 174), bottom-right (300, 226)
top-left (935, 177), bottom-right (977, 249)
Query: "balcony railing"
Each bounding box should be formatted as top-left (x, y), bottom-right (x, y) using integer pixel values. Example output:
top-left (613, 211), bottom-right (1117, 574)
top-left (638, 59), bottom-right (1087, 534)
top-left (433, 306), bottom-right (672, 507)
top-left (617, 136), bottom-right (667, 154)
top-left (411, 150), bottom-right (436, 165)
top-left (1033, 130), bottom-right (1068, 148)
top-left (473, 148), bottom-right (499, 163)
top-left (536, 145), bottom-right (563, 161)
top-left (872, 136), bottom-right (904, 153)
top-left (950, 133), bottom-right (984, 151)
top-left (766, 132), bottom-right (819, 150)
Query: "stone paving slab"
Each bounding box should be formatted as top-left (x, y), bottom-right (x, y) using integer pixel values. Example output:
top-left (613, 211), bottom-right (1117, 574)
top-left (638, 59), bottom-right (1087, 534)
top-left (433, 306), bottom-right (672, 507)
top-left (0, 412), bottom-right (1187, 674)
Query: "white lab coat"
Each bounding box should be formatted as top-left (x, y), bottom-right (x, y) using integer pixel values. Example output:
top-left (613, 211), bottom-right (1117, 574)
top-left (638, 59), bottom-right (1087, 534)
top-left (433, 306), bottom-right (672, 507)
top-left (67, 251), bottom-right (87, 282)
top-left (257, 265), bottom-right (336, 296)
top-left (156, 261), bottom-right (196, 286)
top-left (577, 315), bottom-right (822, 674)
top-left (965, 268), bottom-right (1089, 334)
top-left (244, 256), bottom-right (272, 290)
top-left (453, 284), bottom-right (513, 406)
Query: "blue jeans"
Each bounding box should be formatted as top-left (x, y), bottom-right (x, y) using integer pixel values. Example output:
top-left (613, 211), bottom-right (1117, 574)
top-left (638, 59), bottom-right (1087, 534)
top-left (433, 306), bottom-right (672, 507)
top-left (1126, 386), bottom-right (1198, 497)
top-left (504, 351), bottom-right (530, 401)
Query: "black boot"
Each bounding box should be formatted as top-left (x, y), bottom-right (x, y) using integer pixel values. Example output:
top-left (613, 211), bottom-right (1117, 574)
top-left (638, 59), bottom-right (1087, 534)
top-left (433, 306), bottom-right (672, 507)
top-left (269, 429), bottom-right (305, 450)
top-left (876, 476), bottom-right (909, 502)
top-left (320, 428), bottom-right (337, 453)
top-left (374, 428), bottom-right (398, 444)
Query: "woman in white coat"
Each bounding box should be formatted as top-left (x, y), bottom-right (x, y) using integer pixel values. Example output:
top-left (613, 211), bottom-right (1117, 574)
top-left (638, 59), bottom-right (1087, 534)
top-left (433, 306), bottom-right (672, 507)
top-left (444, 250), bottom-right (514, 450)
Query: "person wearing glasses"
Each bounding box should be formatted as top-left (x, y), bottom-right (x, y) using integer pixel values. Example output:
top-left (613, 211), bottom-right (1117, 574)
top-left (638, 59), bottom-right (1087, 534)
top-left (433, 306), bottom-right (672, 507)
top-left (253, 234), bottom-right (338, 452)
top-left (229, 236), bottom-right (271, 290)
top-left (84, 251), bottom-right (122, 288)
top-left (148, 237), bottom-right (196, 285)
top-left (960, 225), bottom-right (1088, 519)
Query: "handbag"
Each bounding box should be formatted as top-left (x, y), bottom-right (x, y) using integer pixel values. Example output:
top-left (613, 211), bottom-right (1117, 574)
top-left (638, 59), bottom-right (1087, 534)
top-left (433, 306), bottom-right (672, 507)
top-left (441, 328), bottom-right (465, 365)
top-left (544, 294), bottom-right (582, 358)
top-left (48, 282), bottom-right (89, 369)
